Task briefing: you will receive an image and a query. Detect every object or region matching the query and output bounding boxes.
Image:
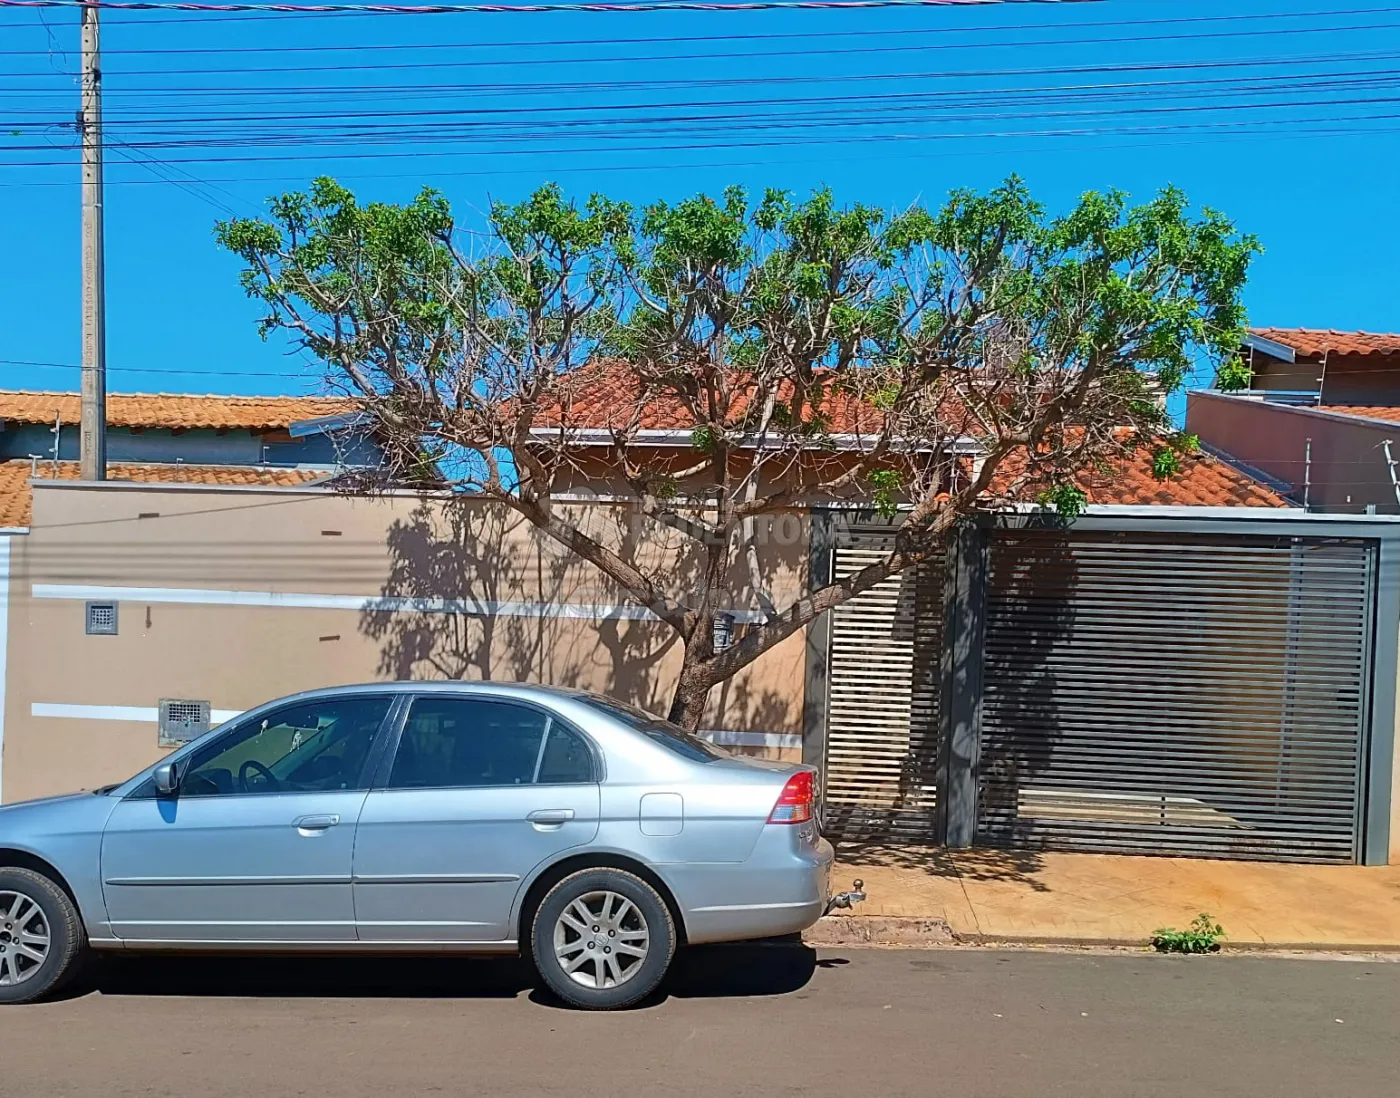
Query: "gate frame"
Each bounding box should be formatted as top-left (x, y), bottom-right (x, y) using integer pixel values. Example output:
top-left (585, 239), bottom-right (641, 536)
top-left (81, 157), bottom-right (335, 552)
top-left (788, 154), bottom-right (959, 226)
top-left (804, 505), bottom-right (1400, 866)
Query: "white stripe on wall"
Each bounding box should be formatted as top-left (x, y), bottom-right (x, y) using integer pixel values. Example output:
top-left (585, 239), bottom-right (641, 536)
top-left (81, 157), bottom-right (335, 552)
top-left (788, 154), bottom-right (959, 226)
top-left (31, 703), bottom-right (243, 724)
top-left (0, 538), bottom-right (10, 800)
top-left (32, 584), bottom-right (768, 624)
top-left (702, 728), bottom-right (803, 750)
top-left (27, 703), bottom-right (800, 749)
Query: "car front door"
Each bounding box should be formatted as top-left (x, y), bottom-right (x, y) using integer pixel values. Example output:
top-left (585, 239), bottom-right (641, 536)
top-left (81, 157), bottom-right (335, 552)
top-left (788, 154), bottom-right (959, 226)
top-left (100, 693), bottom-right (395, 943)
top-left (352, 695), bottom-right (601, 944)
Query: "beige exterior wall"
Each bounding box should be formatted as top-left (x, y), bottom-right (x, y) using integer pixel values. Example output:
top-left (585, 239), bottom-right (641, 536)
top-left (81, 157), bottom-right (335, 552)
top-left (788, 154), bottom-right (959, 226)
top-left (1188, 391), bottom-right (1400, 514)
top-left (3, 483), bottom-right (811, 804)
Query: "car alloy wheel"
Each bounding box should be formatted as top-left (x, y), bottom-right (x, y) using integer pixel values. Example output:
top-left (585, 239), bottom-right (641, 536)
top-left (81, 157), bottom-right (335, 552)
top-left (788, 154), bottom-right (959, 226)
top-left (0, 891), bottom-right (51, 987)
top-left (552, 889), bottom-right (650, 990)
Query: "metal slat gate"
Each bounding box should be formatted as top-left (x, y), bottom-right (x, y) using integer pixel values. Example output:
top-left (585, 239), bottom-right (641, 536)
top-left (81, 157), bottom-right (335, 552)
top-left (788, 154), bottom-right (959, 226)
top-left (822, 534), bottom-right (943, 842)
top-left (976, 532), bottom-right (1376, 863)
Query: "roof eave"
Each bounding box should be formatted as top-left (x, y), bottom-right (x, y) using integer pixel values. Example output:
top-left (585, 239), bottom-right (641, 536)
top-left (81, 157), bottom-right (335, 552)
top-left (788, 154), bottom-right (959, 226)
top-left (1243, 333), bottom-right (1297, 363)
top-left (526, 426), bottom-right (983, 454)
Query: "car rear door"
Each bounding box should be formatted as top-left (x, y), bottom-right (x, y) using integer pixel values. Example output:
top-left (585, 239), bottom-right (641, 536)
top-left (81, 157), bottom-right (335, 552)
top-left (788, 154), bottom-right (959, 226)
top-left (351, 694), bottom-right (601, 943)
top-left (100, 693), bottom-right (395, 943)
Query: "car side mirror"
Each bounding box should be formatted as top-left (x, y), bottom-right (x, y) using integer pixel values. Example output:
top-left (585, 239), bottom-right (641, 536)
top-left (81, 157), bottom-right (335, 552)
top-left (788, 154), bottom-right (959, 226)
top-left (153, 760), bottom-right (182, 797)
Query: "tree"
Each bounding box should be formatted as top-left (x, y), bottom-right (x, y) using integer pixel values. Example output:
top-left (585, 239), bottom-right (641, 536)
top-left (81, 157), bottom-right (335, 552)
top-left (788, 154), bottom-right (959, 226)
top-left (217, 176), bottom-right (1258, 728)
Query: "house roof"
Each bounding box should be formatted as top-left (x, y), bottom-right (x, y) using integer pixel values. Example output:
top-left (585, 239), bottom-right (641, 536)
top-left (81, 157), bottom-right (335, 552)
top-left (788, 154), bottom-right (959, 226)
top-left (1317, 405), bottom-right (1400, 424)
top-left (0, 390), bottom-right (355, 432)
top-left (543, 362), bottom-right (887, 436)
top-left (548, 365), bottom-right (1288, 509)
top-left (1071, 450), bottom-right (1289, 508)
top-left (0, 460), bottom-right (329, 528)
top-left (1250, 328), bottom-right (1400, 358)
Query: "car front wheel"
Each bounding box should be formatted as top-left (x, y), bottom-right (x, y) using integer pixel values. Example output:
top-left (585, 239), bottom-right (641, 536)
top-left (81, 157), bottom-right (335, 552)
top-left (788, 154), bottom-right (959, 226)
top-left (531, 868), bottom-right (676, 1010)
top-left (0, 867), bottom-right (87, 1005)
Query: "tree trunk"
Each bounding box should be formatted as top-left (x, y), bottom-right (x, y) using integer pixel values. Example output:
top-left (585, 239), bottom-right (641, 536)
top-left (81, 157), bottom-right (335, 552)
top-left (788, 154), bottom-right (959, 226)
top-left (666, 647), bottom-right (715, 731)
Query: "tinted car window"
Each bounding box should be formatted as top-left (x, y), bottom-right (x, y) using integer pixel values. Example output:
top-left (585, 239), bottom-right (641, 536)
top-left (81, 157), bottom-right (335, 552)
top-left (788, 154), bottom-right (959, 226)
top-left (389, 697), bottom-right (549, 789)
top-left (576, 695), bottom-right (729, 762)
top-left (181, 696), bottom-right (391, 797)
top-left (537, 722), bottom-right (598, 784)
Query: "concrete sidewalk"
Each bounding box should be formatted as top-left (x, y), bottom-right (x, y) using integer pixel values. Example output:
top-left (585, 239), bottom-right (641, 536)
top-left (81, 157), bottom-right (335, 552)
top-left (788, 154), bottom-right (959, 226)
top-left (814, 846), bottom-right (1400, 950)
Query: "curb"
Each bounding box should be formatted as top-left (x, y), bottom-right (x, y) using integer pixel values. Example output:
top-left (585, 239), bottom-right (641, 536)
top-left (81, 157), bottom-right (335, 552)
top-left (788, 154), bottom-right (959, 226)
top-left (802, 916), bottom-right (1400, 956)
top-left (803, 915), bottom-right (956, 946)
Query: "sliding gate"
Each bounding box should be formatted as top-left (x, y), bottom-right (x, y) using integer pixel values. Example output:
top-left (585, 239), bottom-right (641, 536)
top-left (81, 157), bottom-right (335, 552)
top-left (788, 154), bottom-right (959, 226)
top-left (819, 521), bottom-right (1382, 863)
top-left (976, 532), bottom-right (1376, 863)
top-left (820, 533), bottom-right (943, 842)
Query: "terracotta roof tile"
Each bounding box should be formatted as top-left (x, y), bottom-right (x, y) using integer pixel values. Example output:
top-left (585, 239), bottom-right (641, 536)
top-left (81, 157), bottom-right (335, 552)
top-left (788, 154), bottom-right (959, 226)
top-left (0, 460), bottom-right (329, 528)
top-left (1251, 328), bottom-right (1400, 358)
top-left (1318, 405), bottom-right (1400, 424)
top-left (543, 361), bottom-right (886, 435)
top-left (988, 446), bottom-right (1290, 508)
top-left (1077, 450), bottom-right (1290, 507)
top-left (549, 366), bottom-right (1287, 509)
top-left (0, 390), bottom-right (354, 431)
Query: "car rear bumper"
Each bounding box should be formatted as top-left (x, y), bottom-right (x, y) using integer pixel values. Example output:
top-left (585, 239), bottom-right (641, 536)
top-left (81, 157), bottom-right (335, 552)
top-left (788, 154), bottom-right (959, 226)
top-left (665, 828), bottom-right (834, 945)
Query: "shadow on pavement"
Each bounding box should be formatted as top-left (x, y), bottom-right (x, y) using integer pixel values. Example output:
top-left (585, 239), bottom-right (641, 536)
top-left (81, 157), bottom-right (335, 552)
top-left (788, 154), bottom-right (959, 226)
top-left (836, 840), bottom-right (1050, 893)
top-left (80, 941), bottom-right (821, 1006)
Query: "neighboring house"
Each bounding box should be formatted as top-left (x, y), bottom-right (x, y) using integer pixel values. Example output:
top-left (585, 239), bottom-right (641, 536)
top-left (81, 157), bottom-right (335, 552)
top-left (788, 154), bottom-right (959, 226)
top-left (2, 383), bottom-right (1399, 869)
top-left (536, 364), bottom-right (1288, 509)
top-left (1187, 329), bottom-right (1400, 513)
top-left (0, 390), bottom-right (374, 469)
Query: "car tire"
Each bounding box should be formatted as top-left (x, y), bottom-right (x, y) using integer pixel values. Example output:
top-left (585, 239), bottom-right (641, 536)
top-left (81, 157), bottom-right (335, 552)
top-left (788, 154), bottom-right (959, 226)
top-left (0, 866), bottom-right (87, 1005)
top-left (531, 867), bottom-right (676, 1010)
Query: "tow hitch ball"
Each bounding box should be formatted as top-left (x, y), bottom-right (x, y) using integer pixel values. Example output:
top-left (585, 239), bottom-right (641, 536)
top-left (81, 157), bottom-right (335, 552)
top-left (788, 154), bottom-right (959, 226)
top-left (825, 878), bottom-right (866, 914)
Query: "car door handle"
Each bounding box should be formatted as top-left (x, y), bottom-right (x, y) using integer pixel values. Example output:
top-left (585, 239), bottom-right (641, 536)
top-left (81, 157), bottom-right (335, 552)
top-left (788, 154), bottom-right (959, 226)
top-left (294, 814), bottom-right (340, 832)
top-left (527, 809), bottom-right (575, 828)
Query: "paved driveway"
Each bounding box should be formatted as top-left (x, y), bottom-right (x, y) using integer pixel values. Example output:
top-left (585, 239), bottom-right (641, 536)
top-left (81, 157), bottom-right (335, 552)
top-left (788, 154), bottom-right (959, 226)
top-left (8, 947), bottom-right (1398, 1097)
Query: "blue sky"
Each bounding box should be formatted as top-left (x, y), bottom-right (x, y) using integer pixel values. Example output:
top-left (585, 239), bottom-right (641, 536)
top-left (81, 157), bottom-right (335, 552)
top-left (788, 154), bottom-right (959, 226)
top-left (2, 0), bottom-right (1398, 401)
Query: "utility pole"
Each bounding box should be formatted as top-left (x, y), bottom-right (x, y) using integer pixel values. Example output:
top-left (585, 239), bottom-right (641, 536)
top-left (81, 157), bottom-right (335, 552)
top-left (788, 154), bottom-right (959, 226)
top-left (79, 0), bottom-right (107, 481)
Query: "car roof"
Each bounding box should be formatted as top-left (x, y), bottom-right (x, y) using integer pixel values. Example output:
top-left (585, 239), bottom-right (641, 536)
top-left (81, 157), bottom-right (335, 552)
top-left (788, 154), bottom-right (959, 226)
top-left (280, 680), bottom-right (591, 703)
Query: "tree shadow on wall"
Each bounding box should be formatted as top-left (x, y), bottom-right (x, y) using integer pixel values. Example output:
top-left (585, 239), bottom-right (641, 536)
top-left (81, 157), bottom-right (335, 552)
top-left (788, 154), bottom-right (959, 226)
top-left (974, 522), bottom-right (1079, 864)
top-left (359, 499), bottom-right (795, 740)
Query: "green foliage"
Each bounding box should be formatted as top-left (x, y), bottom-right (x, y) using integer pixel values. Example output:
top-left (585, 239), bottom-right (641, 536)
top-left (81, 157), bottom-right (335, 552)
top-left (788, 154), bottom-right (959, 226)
top-left (215, 178), bottom-right (632, 416)
top-left (215, 173), bottom-right (1257, 526)
top-left (1151, 913), bottom-right (1225, 954)
top-left (1151, 447), bottom-right (1183, 480)
top-left (1216, 355), bottom-right (1253, 391)
top-left (1039, 484), bottom-right (1089, 518)
top-left (689, 425), bottom-right (717, 454)
top-left (867, 468), bottom-right (903, 520)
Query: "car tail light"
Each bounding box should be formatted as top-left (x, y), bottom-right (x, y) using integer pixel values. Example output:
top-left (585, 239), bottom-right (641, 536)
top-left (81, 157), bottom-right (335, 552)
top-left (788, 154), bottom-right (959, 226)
top-left (768, 771), bottom-right (814, 824)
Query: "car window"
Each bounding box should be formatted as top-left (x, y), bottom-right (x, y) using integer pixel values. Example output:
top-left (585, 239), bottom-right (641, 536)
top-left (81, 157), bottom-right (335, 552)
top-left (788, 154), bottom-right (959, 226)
top-left (537, 722), bottom-right (598, 784)
top-left (180, 696), bottom-right (392, 797)
top-left (388, 697), bottom-right (550, 789)
top-left (575, 694), bottom-right (729, 762)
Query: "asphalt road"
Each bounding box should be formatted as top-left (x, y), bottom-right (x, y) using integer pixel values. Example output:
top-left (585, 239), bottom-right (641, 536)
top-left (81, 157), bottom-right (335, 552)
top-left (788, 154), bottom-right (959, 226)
top-left (9, 946), bottom-right (1399, 1097)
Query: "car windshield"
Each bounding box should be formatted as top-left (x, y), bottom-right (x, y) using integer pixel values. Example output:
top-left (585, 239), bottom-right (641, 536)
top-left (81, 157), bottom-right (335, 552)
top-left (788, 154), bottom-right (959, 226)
top-left (577, 695), bottom-right (730, 762)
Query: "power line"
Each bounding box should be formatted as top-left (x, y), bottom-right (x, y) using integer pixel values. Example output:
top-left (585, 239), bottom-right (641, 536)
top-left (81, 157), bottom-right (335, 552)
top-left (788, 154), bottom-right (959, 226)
top-left (9, 14), bottom-right (1399, 71)
top-left (9, 67), bottom-right (1400, 161)
top-left (13, 64), bottom-right (1397, 130)
top-left (5, 119), bottom-right (1395, 187)
top-left (0, 357), bottom-right (324, 379)
top-left (12, 20), bottom-right (1395, 77)
top-left (10, 46), bottom-right (1397, 96)
top-left (0, 1), bottom-right (1386, 35)
top-left (0, 0), bottom-right (1113, 15)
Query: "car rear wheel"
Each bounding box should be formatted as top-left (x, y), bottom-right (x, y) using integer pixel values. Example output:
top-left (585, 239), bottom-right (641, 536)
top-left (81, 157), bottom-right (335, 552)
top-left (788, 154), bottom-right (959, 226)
top-left (531, 868), bottom-right (675, 1010)
top-left (0, 867), bottom-right (86, 1005)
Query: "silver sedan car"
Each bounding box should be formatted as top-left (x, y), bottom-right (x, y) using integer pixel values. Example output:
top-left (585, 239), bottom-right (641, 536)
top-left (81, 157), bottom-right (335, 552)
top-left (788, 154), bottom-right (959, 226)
top-left (0, 682), bottom-right (836, 1009)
